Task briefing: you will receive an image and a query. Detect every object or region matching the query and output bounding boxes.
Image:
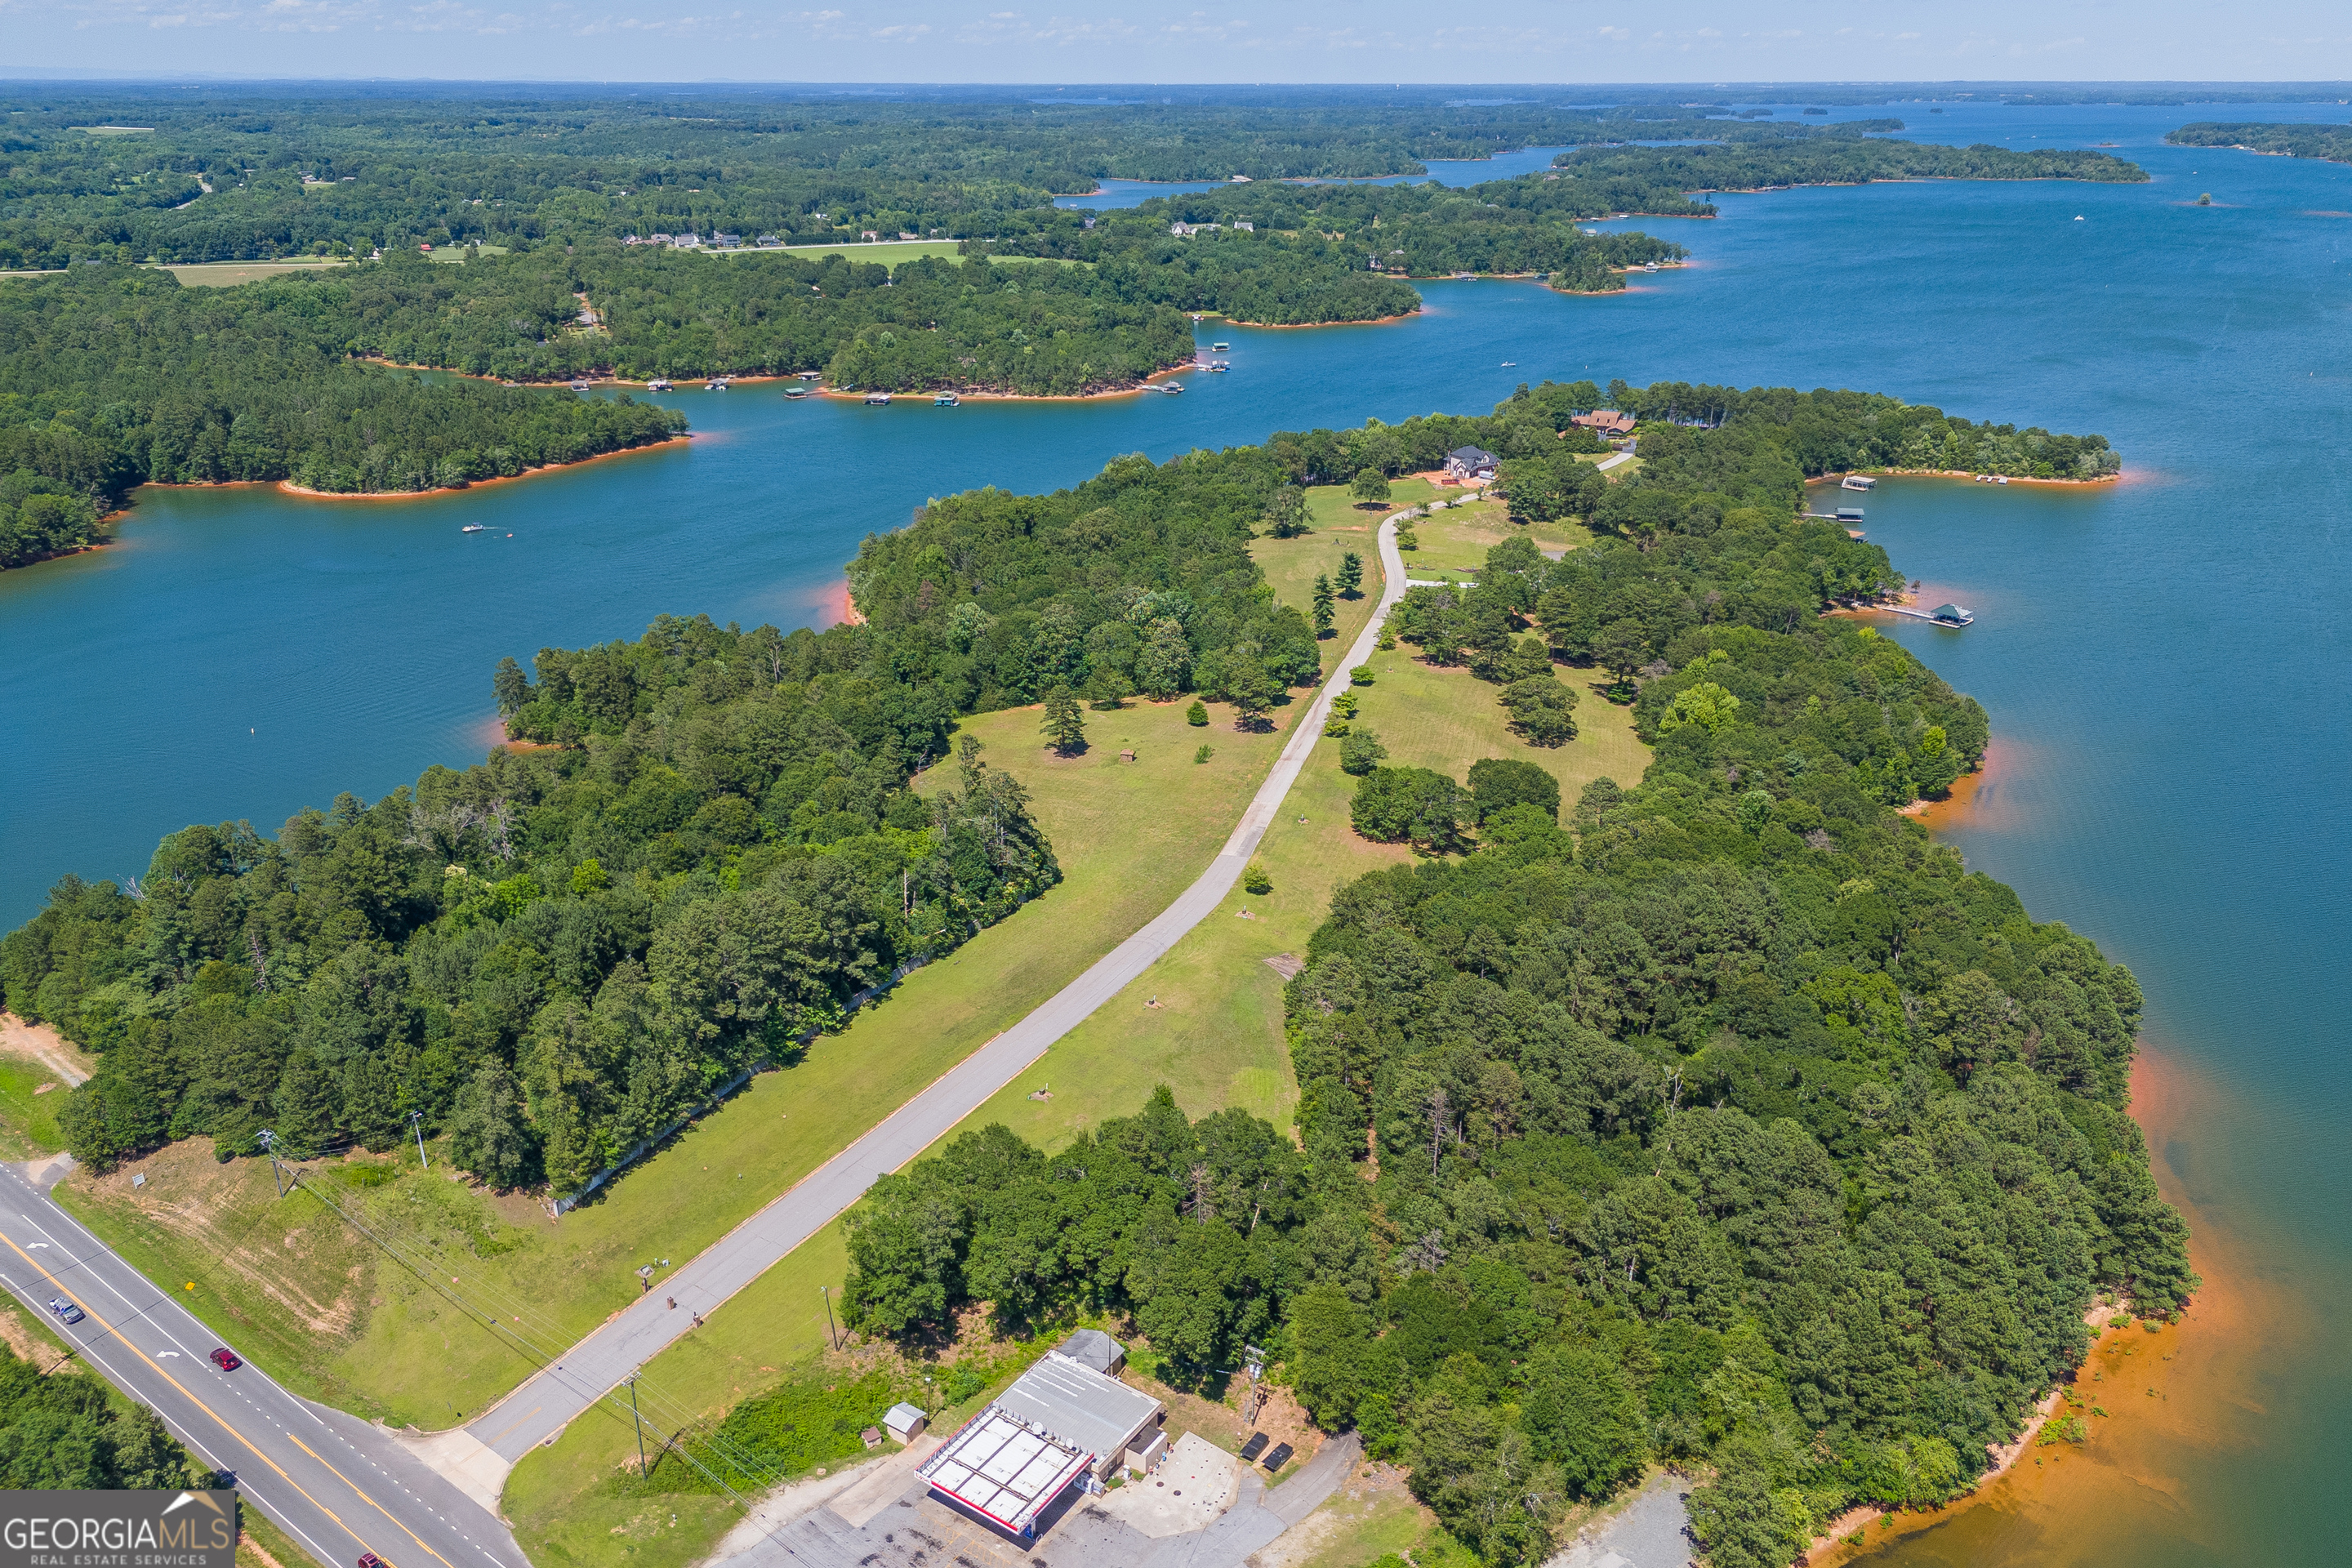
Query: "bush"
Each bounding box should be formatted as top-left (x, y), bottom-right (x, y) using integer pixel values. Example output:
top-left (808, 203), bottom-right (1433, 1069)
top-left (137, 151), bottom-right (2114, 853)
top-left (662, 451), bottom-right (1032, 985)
top-left (1395, 528), bottom-right (1419, 551)
top-left (1186, 699), bottom-right (1209, 726)
top-left (1468, 758), bottom-right (1561, 822)
top-left (1194, 743), bottom-right (1214, 764)
top-left (1243, 862), bottom-right (1272, 894)
top-left (1350, 766), bottom-right (1471, 853)
top-left (1339, 727), bottom-right (1388, 777)
top-left (1350, 665), bottom-right (1374, 685)
top-left (1501, 677), bottom-right (1579, 746)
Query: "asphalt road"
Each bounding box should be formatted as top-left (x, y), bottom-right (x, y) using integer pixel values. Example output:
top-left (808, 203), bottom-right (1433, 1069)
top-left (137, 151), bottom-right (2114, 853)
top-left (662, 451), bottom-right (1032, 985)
top-left (0, 1156), bottom-right (524, 1568)
top-left (463, 511), bottom-right (1413, 1466)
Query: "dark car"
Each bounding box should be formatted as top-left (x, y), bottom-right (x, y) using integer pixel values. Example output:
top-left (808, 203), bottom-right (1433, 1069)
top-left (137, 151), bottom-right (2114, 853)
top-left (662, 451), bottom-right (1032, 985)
top-left (47, 1297), bottom-right (85, 1325)
top-left (210, 1348), bottom-right (243, 1371)
top-left (357, 1554), bottom-right (388, 1568)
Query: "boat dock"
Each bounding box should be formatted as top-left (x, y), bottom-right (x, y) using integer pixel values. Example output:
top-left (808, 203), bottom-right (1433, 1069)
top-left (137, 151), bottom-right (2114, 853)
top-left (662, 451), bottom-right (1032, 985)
top-left (1879, 602), bottom-right (1975, 626)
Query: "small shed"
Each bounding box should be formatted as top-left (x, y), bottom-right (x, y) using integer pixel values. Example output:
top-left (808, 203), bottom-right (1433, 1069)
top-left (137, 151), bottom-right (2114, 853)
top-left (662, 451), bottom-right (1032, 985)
top-left (884, 1402), bottom-right (928, 1443)
top-left (1054, 1329), bottom-right (1126, 1376)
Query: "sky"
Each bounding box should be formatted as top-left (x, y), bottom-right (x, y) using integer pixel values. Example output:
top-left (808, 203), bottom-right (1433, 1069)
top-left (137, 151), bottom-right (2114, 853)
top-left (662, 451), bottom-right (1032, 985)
top-left (4, 0), bottom-right (2352, 84)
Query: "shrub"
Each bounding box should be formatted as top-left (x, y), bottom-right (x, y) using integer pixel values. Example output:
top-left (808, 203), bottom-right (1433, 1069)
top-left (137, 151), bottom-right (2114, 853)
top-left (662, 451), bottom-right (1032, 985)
top-left (1194, 743), bottom-right (1214, 764)
top-left (1350, 665), bottom-right (1374, 685)
top-left (1339, 727), bottom-right (1388, 777)
top-left (1186, 699), bottom-right (1209, 726)
top-left (1243, 862), bottom-right (1272, 895)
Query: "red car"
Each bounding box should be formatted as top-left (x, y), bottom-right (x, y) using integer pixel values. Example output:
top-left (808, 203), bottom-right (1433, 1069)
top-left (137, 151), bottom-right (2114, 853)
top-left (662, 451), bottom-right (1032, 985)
top-left (357, 1554), bottom-right (388, 1568)
top-left (209, 1348), bottom-right (242, 1371)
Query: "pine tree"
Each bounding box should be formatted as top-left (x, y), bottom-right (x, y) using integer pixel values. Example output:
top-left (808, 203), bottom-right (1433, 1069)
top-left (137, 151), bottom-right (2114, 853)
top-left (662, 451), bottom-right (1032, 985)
top-left (1312, 574), bottom-right (1336, 638)
top-left (1338, 551), bottom-right (1364, 598)
top-left (1041, 686), bottom-right (1086, 755)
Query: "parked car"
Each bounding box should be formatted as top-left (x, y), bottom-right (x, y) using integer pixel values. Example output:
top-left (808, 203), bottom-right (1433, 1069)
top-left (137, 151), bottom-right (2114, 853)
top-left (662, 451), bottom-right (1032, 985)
top-left (209, 1348), bottom-right (243, 1371)
top-left (47, 1297), bottom-right (84, 1325)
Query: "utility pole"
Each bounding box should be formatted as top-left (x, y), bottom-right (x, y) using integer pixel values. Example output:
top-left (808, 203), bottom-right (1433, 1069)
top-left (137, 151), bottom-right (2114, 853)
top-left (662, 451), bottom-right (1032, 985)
top-left (409, 1110), bottom-right (430, 1170)
top-left (820, 1285), bottom-right (839, 1350)
top-left (626, 1374), bottom-right (648, 1477)
top-left (259, 1129), bottom-right (285, 1198)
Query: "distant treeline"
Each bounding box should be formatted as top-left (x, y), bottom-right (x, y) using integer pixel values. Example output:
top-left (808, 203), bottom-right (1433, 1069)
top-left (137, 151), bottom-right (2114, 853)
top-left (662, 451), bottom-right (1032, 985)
top-left (2166, 122), bottom-right (2352, 163)
top-left (0, 265), bottom-right (684, 531)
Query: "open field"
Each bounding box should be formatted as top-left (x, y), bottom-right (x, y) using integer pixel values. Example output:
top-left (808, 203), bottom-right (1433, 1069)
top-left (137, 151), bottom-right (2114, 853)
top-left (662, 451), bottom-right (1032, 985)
top-left (426, 244), bottom-right (511, 265)
top-left (1401, 496), bottom-right (1592, 581)
top-left (0, 1054), bottom-right (69, 1160)
top-left (57, 684), bottom-right (1302, 1428)
top-left (162, 259), bottom-right (351, 287)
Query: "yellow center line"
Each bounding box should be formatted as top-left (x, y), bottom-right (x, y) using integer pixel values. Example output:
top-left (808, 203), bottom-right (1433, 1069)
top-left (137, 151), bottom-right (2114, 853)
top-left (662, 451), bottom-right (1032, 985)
top-left (0, 1229), bottom-right (457, 1568)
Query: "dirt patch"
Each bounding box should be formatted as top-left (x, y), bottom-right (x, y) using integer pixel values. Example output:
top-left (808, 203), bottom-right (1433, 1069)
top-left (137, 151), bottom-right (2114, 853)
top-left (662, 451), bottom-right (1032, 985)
top-left (60, 1138), bottom-right (370, 1339)
top-left (0, 1303), bottom-right (81, 1373)
top-left (2, 1013), bottom-right (94, 1085)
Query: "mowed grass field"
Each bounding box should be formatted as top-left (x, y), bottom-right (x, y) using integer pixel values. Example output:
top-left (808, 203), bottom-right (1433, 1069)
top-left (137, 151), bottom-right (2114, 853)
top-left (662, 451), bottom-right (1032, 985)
top-left (1401, 496), bottom-right (1592, 581)
top-left (57, 649), bottom-right (1307, 1429)
top-left (161, 259), bottom-right (352, 287)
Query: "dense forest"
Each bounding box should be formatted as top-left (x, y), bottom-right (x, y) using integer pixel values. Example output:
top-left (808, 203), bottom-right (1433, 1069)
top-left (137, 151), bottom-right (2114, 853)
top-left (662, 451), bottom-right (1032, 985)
top-left (2, 381), bottom-right (2177, 1566)
top-left (0, 90), bottom-right (1917, 268)
top-left (2166, 121), bottom-right (2352, 163)
top-left (0, 264), bottom-right (684, 521)
top-left (1547, 136), bottom-right (2149, 191)
top-left (0, 1341), bottom-right (203, 1490)
top-left (0, 467), bottom-right (103, 568)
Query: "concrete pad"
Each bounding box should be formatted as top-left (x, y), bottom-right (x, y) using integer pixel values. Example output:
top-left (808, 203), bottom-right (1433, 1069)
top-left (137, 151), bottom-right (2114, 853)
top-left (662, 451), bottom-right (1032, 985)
top-left (390, 1425), bottom-right (512, 1517)
top-left (1095, 1432), bottom-right (1237, 1539)
top-left (826, 1432), bottom-right (941, 1527)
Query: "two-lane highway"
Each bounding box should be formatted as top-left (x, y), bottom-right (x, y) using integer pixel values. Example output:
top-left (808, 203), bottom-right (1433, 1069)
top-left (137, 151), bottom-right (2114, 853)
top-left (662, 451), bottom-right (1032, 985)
top-left (0, 1156), bottom-right (523, 1568)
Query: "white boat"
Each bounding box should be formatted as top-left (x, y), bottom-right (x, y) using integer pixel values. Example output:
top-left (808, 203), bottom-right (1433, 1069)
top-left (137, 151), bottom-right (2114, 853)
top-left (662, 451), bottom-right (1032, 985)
top-left (1500, 361), bottom-right (1517, 367)
top-left (1842, 474), bottom-right (1876, 491)
top-left (706, 378), bottom-right (728, 390)
top-left (647, 378), bottom-right (673, 392)
top-left (461, 523), bottom-right (487, 533)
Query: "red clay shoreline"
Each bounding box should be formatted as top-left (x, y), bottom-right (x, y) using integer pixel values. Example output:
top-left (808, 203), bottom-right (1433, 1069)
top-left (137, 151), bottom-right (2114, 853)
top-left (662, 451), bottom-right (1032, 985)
top-left (1807, 467), bottom-right (2123, 489)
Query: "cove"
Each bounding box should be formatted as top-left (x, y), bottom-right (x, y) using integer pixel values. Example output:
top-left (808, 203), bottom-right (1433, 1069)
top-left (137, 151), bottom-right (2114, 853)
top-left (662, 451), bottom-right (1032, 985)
top-left (3, 100), bottom-right (2351, 1568)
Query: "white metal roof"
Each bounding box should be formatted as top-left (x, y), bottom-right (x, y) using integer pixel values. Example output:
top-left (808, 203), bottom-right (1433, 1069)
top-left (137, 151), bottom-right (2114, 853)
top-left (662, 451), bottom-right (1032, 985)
top-left (996, 1352), bottom-right (1162, 1464)
top-left (919, 1405), bottom-right (1092, 1534)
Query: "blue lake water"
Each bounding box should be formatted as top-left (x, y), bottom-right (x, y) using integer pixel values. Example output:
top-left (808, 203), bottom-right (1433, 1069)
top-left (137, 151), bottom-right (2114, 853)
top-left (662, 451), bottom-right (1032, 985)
top-left (4, 100), bottom-right (2350, 1565)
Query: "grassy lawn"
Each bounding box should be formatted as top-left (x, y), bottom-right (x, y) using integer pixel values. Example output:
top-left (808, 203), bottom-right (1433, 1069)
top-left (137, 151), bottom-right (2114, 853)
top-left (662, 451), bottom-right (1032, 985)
top-left (59, 688), bottom-right (1307, 1431)
top-left (1252, 498), bottom-right (1389, 675)
top-left (0, 1054), bottom-right (69, 1160)
top-left (426, 245), bottom-right (512, 265)
top-left (160, 260), bottom-right (353, 286)
top-left (1400, 497), bottom-right (1592, 580)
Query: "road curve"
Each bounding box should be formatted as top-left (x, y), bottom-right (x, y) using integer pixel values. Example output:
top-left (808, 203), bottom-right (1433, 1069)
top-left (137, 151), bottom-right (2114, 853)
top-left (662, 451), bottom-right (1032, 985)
top-left (0, 1158), bottom-right (523, 1568)
top-left (463, 512), bottom-right (1413, 1466)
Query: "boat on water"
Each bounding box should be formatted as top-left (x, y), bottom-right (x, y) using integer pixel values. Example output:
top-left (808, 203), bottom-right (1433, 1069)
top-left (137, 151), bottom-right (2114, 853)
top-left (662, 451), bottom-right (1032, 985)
top-left (1161, 381), bottom-right (1184, 394)
top-left (568, 379), bottom-right (590, 391)
top-left (865, 391), bottom-right (892, 405)
top-left (647, 378), bottom-right (674, 392)
top-left (934, 392), bottom-right (960, 407)
top-left (1841, 474), bottom-right (1876, 491)
top-left (461, 523), bottom-right (487, 534)
top-left (1500, 361), bottom-right (1517, 368)
top-left (1206, 362), bottom-right (1229, 373)
top-left (706, 378), bottom-right (729, 391)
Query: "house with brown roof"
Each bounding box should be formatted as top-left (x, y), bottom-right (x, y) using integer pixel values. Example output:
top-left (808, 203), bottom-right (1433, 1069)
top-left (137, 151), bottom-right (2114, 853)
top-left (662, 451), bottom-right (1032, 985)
top-left (1570, 411), bottom-right (1638, 438)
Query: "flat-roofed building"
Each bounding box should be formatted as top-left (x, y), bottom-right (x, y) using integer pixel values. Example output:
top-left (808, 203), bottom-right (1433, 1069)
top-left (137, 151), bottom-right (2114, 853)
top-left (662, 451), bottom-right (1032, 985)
top-left (918, 1350), bottom-right (1165, 1539)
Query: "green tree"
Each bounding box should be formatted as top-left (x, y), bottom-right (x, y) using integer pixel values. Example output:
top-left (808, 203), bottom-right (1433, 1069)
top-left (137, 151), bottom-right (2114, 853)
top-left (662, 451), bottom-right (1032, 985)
top-left (1311, 574), bottom-right (1336, 638)
top-left (1350, 766), bottom-right (1471, 853)
top-left (1041, 686), bottom-right (1087, 754)
top-left (1593, 619), bottom-right (1650, 696)
top-left (1263, 485), bottom-right (1309, 537)
top-left (1227, 659), bottom-right (1277, 730)
top-left (1501, 678), bottom-right (1579, 746)
top-left (492, 656), bottom-right (530, 715)
top-left (1468, 758), bottom-right (1561, 821)
top-left (1338, 551), bottom-right (1364, 598)
top-left (1339, 726), bottom-right (1388, 776)
top-left (1350, 468), bottom-right (1392, 506)
top-left (1138, 617), bottom-right (1193, 700)
top-left (1658, 680), bottom-right (1741, 737)
top-left (447, 1062), bottom-right (537, 1189)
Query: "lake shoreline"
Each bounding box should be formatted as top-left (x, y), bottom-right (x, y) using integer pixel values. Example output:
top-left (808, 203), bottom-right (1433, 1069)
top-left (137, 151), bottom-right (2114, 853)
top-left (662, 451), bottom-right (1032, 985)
top-left (268, 436), bottom-right (691, 501)
top-left (1808, 468), bottom-right (2123, 489)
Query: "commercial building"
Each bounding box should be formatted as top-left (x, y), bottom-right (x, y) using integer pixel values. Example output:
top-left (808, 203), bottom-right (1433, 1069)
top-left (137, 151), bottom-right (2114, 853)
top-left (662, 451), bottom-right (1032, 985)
top-left (917, 1334), bottom-right (1165, 1539)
